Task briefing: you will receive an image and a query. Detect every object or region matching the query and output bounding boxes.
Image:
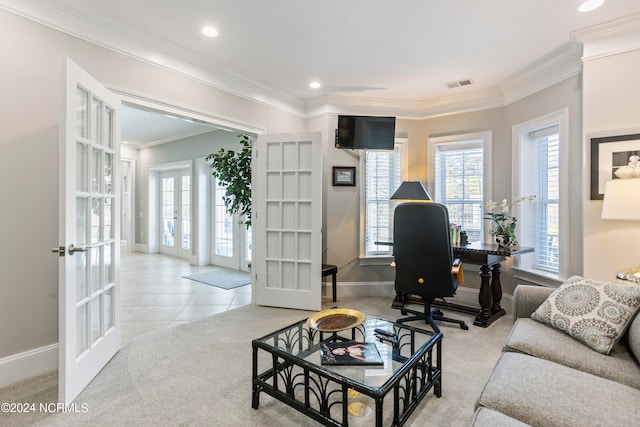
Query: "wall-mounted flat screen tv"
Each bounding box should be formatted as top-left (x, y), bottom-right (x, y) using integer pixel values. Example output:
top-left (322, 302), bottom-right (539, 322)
top-left (335, 115), bottom-right (396, 150)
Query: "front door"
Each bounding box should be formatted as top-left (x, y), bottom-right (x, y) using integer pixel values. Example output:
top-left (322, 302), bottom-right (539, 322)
top-left (57, 57), bottom-right (121, 404)
top-left (159, 169), bottom-right (191, 259)
top-left (253, 133), bottom-right (322, 311)
top-left (211, 178), bottom-right (251, 271)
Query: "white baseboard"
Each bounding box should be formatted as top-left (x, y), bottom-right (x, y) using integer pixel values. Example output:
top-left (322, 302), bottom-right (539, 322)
top-left (134, 244), bottom-right (149, 253)
top-left (0, 344), bottom-right (58, 388)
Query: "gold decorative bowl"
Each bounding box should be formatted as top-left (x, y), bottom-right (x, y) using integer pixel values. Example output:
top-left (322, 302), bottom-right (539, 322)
top-left (307, 308), bottom-right (365, 332)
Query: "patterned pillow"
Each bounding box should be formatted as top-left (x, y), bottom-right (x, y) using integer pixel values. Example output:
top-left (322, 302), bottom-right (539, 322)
top-left (531, 276), bottom-right (640, 354)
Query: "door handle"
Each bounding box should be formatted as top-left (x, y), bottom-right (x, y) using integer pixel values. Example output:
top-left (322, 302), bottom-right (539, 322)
top-left (69, 244), bottom-right (91, 254)
top-left (52, 244), bottom-right (97, 256)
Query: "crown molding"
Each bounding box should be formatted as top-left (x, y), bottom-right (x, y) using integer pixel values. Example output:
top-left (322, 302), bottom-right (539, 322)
top-left (0, 0), bottom-right (306, 117)
top-left (573, 12), bottom-right (640, 61)
top-left (304, 86), bottom-right (506, 120)
top-left (0, 0), bottom-right (589, 121)
top-left (501, 41), bottom-right (583, 106)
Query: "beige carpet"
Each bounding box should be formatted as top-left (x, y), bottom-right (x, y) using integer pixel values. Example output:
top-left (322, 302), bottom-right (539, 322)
top-left (0, 297), bottom-right (512, 426)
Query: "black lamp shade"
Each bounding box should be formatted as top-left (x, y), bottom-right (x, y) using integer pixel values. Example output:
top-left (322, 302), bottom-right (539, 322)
top-left (390, 181), bottom-right (431, 202)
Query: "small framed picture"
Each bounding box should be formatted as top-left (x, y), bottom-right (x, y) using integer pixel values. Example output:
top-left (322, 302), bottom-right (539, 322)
top-left (332, 166), bottom-right (356, 186)
top-left (590, 133), bottom-right (640, 200)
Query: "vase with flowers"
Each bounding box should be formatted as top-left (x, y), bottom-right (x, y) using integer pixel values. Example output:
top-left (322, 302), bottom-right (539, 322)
top-left (484, 196), bottom-right (536, 247)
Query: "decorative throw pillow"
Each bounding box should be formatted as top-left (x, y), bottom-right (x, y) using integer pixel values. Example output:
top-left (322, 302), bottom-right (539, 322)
top-left (531, 276), bottom-right (640, 354)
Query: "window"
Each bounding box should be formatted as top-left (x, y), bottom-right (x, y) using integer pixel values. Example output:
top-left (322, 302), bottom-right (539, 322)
top-left (429, 132), bottom-right (491, 243)
top-left (360, 142), bottom-right (404, 257)
top-left (214, 178), bottom-right (233, 257)
top-left (513, 110), bottom-right (568, 279)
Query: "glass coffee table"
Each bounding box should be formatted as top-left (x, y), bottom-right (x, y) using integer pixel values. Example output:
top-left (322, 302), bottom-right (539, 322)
top-left (252, 314), bottom-right (442, 426)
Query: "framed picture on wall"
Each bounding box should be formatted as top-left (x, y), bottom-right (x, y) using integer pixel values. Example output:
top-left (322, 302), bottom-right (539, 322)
top-left (590, 133), bottom-right (640, 200)
top-left (332, 166), bottom-right (356, 186)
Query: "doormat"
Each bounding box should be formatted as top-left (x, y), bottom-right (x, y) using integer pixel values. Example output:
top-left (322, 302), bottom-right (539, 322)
top-left (183, 269), bottom-right (250, 290)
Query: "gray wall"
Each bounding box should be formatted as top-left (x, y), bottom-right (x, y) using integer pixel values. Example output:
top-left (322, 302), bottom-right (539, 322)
top-left (134, 130), bottom-right (241, 246)
top-left (322, 77), bottom-right (583, 296)
top-left (0, 9), bottom-right (304, 359)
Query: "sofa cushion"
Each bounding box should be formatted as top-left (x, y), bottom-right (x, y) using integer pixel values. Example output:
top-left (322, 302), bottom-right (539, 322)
top-left (470, 407), bottom-right (531, 427)
top-left (627, 308), bottom-right (640, 362)
top-left (531, 276), bottom-right (640, 353)
top-left (476, 352), bottom-right (640, 427)
top-left (504, 318), bottom-right (640, 389)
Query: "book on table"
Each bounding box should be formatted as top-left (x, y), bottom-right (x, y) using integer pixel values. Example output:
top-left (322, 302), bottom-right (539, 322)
top-left (319, 341), bottom-right (383, 366)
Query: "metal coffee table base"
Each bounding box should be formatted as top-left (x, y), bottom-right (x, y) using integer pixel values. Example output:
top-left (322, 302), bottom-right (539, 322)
top-left (252, 318), bottom-right (442, 426)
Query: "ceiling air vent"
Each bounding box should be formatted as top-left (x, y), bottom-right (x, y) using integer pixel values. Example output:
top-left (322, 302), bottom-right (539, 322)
top-left (445, 78), bottom-right (474, 89)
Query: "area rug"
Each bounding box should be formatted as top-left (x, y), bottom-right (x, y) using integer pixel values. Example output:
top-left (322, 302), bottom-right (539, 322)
top-left (183, 269), bottom-right (250, 289)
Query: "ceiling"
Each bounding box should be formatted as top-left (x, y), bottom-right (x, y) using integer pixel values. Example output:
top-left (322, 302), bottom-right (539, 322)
top-left (4, 0), bottom-right (640, 147)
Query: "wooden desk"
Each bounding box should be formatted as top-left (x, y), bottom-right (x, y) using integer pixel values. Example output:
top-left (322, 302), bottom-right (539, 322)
top-left (447, 242), bottom-right (533, 327)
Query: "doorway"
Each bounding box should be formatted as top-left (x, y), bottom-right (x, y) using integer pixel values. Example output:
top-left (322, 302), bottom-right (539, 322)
top-left (159, 168), bottom-right (192, 259)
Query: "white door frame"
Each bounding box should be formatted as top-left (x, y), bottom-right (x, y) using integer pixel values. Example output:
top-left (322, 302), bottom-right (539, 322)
top-left (158, 168), bottom-right (192, 259)
top-left (210, 176), bottom-right (251, 271)
top-left (147, 160), bottom-right (191, 256)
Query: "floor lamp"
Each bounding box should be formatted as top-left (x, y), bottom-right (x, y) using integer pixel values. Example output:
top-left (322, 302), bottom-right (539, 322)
top-left (601, 178), bottom-right (640, 283)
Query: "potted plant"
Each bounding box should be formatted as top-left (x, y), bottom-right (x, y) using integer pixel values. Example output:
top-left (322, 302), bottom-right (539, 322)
top-left (484, 195), bottom-right (535, 247)
top-left (206, 134), bottom-right (252, 227)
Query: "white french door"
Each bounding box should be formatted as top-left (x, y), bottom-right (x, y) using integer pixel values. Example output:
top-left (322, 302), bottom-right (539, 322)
top-left (211, 178), bottom-right (251, 272)
top-left (57, 57), bottom-right (121, 404)
top-left (253, 132), bottom-right (322, 311)
top-left (159, 169), bottom-right (191, 259)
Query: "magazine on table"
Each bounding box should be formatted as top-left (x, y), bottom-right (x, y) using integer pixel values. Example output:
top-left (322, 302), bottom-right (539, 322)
top-left (319, 341), bottom-right (383, 366)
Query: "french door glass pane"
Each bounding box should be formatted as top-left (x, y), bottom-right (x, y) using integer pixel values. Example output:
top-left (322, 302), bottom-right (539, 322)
top-left (76, 87), bottom-right (88, 139)
top-left (105, 243), bottom-right (114, 286)
top-left (105, 107), bottom-right (114, 149)
top-left (91, 246), bottom-right (101, 293)
top-left (76, 143), bottom-right (88, 192)
top-left (91, 296), bottom-right (101, 344)
top-left (92, 148), bottom-right (101, 193)
top-left (76, 304), bottom-right (88, 356)
top-left (76, 197), bottom-right (87, 245)
top-left (91, 197), bottom-right (101, 244)
top-left (162, 177), bottom-right (175, 247)
top-left (181, 175), bottom-right (190, 250)
top-left (215, 180), bottom-right (233, 257)
top-left (91, 97), bottom-right (102, 143)
top-left (76, 252), bottom-right (87, 302)
top-left (104, 287), bottom-right (113, 330)
top-left (104, 152), bottom-right (113, 194)
top-left (104, 198), bottom-right (113, 240)
top-left (246, 225), bottom-right (252, 262)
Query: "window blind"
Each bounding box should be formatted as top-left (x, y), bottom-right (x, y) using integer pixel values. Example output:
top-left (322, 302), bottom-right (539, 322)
top-left (434, 146), bottom-right (483, 242)
top-left (365, 147), bottom-right (402, 255)
top-left (532, 131), bottom-right (560, 272)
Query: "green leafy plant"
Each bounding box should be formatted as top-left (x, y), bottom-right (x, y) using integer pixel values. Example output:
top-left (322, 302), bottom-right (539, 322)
top-left (484, 195), bottom-right (536, 246)
top-left (206, 134), bottom-right (252, 228)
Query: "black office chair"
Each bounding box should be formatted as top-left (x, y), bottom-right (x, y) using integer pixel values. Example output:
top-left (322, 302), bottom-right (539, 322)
top-left (392, 202), bottom-right (468, 332)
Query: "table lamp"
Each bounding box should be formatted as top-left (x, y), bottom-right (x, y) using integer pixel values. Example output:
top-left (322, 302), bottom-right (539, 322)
top-left (390, 181), bottom-right (431, 202)
top-left (601, 178), bottom-right (640, 282)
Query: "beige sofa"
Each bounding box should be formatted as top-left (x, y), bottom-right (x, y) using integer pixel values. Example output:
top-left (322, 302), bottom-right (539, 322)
top-left (471, 284), bottom-right (640, 426)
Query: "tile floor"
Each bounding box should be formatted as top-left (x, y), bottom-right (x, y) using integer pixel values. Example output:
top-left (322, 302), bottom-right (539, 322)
top-left (121, 251), bottom-right (251, 342)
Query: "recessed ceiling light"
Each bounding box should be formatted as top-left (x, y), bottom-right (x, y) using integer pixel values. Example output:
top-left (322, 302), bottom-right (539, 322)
top-left (309, 81), bottom-right (321, 89)
top-left (201, 26), bottom-right (218, 37)
top-left (578, 0), bottom-right (604, 12)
